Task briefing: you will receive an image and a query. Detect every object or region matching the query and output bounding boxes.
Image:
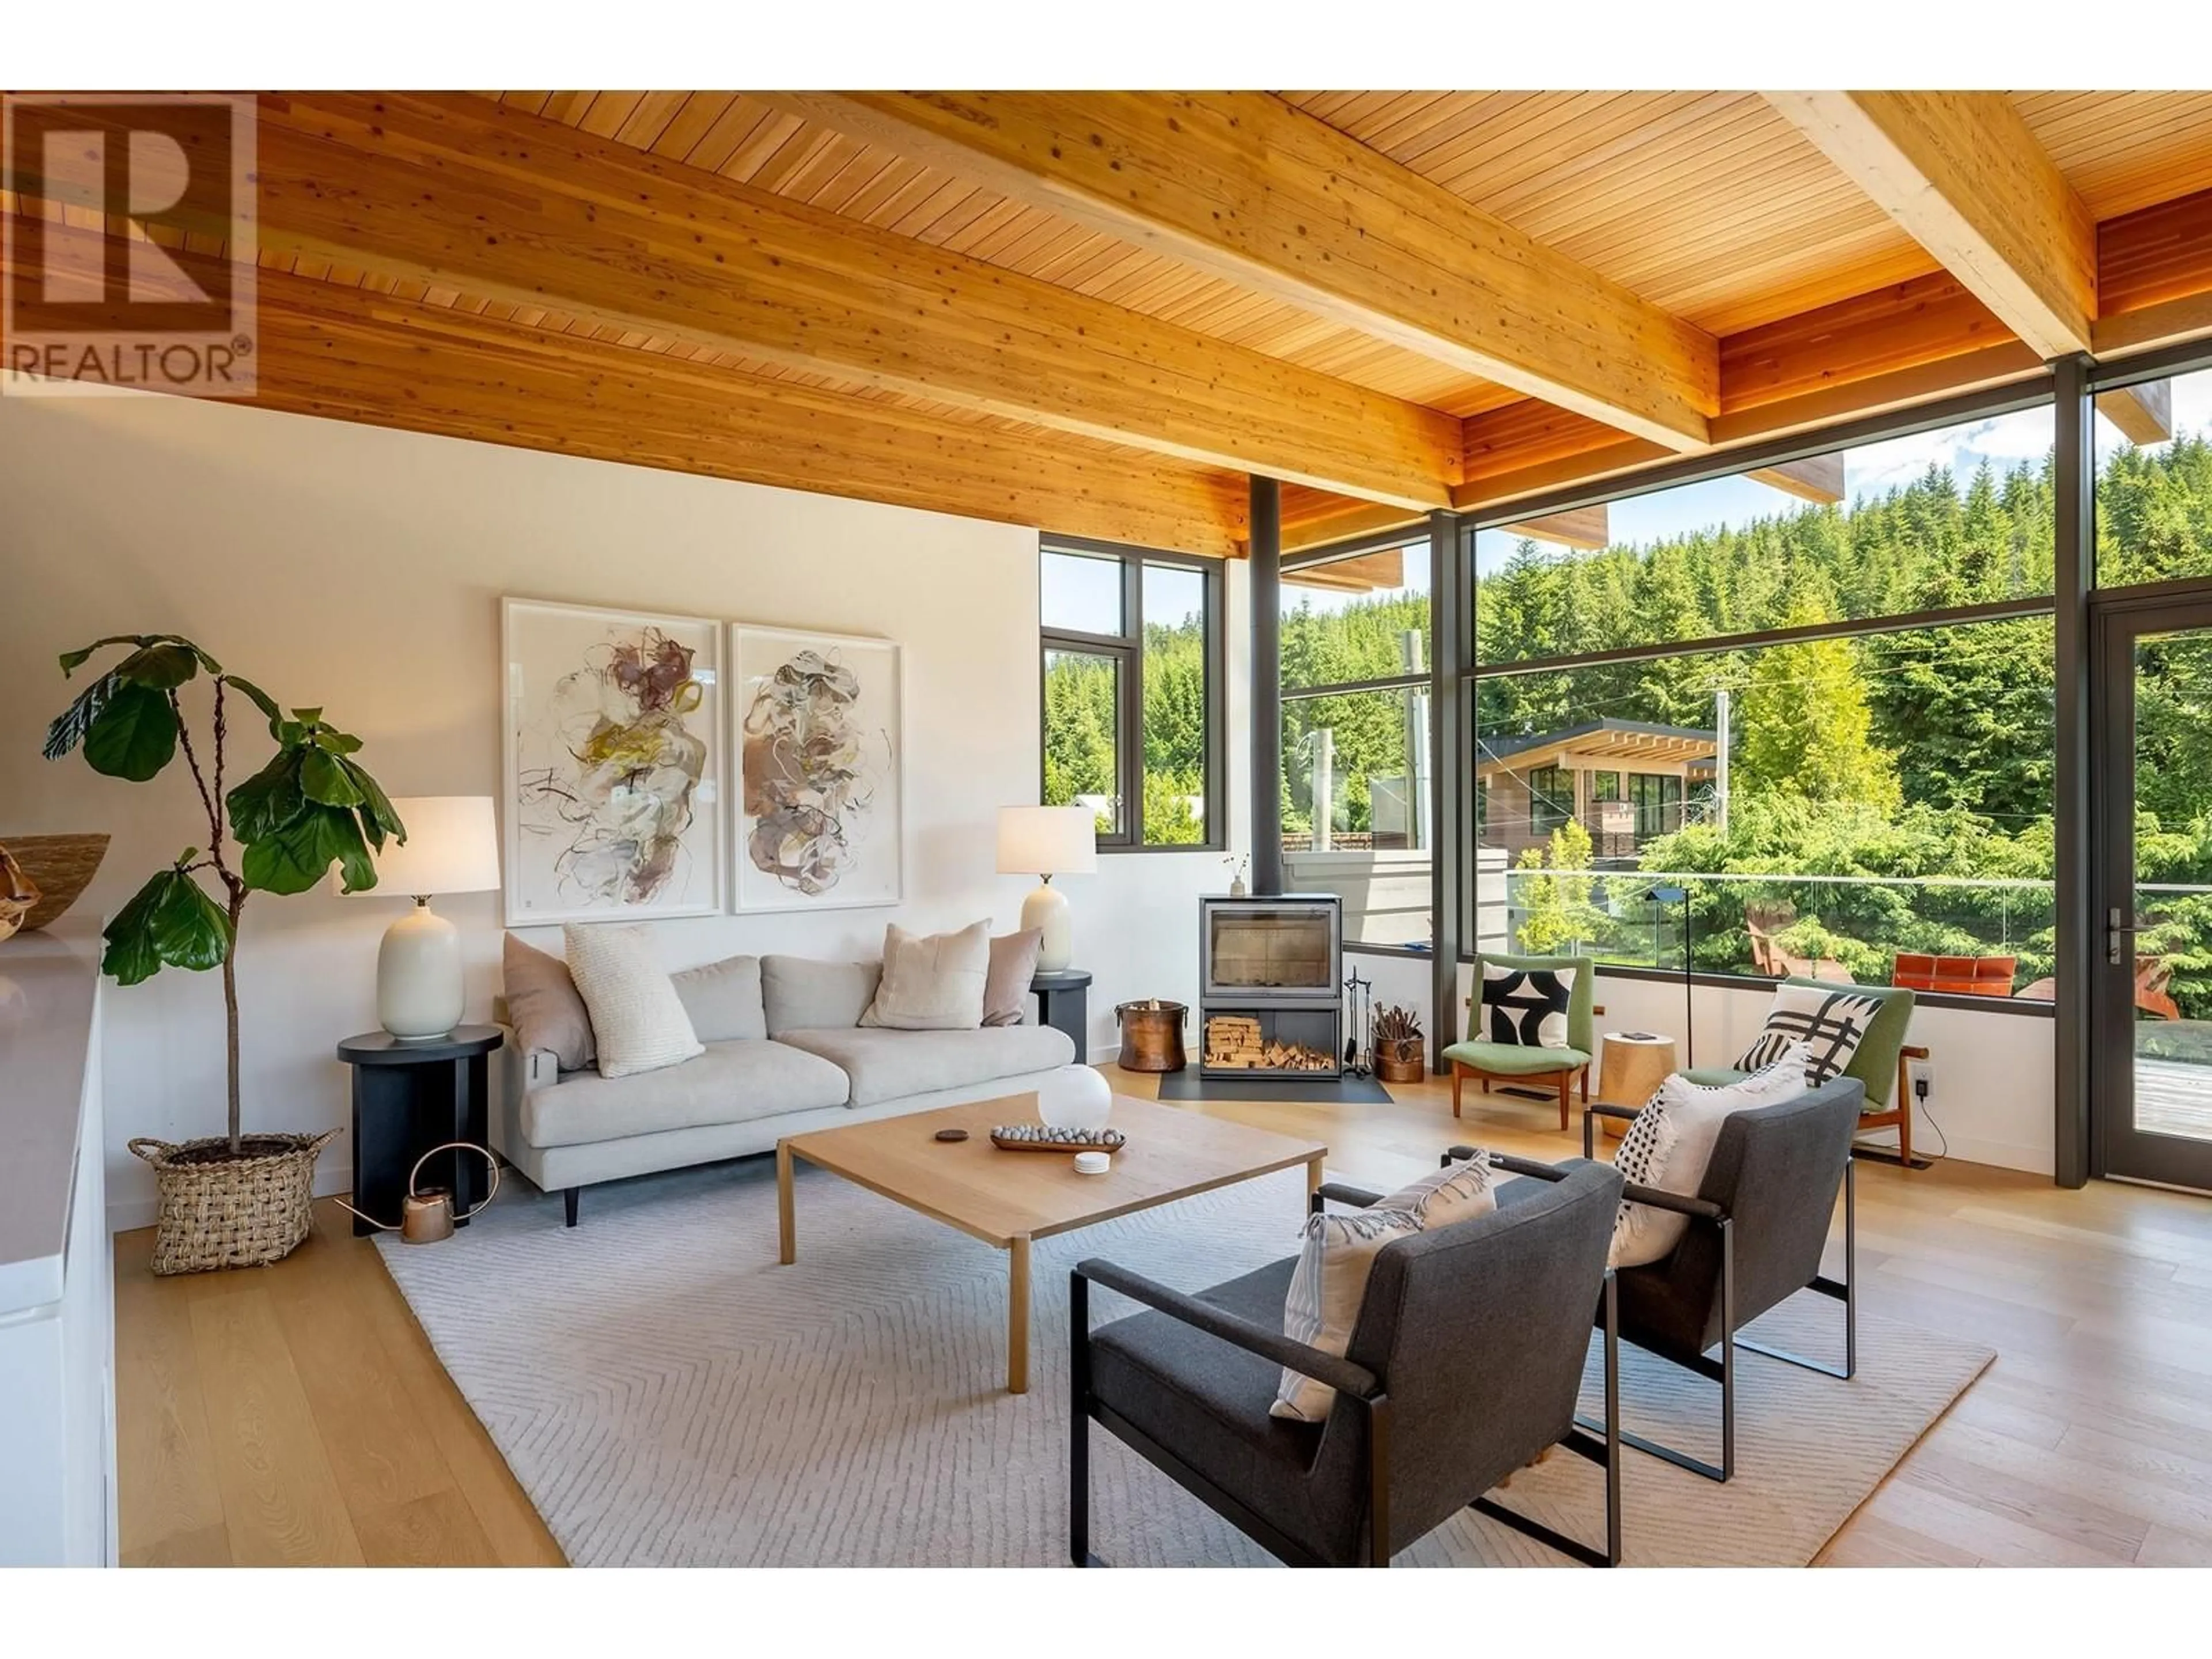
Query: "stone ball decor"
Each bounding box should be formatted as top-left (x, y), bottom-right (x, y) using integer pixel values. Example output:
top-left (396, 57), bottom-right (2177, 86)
top-left (1038, 1065), bottom-right (1114, 1132)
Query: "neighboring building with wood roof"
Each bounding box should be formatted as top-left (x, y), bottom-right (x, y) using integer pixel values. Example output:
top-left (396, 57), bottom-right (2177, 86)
top-left (1476, 718), bottom-right (1718, 861)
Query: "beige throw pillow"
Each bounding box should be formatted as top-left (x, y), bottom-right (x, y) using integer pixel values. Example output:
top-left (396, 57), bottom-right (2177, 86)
top-left (861, 920), bottom-right (991, 1031)
top-left (982, 928), bottom-right (1044, 1027)
top-left (503, 933), bottom-right (596, 1072)
top-left (1271, 1207), bottom-right (1423, 1423)
top-left (671, 953), bottom-right (767, 1043)
top-left (562, 924), bottom-right (704, 1080)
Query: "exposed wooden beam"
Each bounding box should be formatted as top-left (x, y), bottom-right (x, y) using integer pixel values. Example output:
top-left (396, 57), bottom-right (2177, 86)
top-left (1280, 488), bottom-right (1424, 555)
top-left (5, 93), bottom-right (1456, 513)
top-left (1720, 272), bottom-right (2009, 414)
top-left (2096, 380), bottom-right (2174, 447)
top-left (1282, 548), bottom-right (1407, 593)
top-left (2093, 186), bottom-right (2212, 358)
top-left (1501, 506), bottom-right (1610, 550)
top-left (790, 92), bottom-right (1719, 452)
top-left (1461, 271), bottom-right (2014, 497)
top-left (2096, 291), bottom-right (2212, 358)
top-left (1766, 91), bottom-right (2096, 359)
top-left (1456, 340), bottom-right (2045, 514)
top-left (0, 216), bottom-right (1248, 558)
top-left (1747, 454), bottom-right (1846, 505)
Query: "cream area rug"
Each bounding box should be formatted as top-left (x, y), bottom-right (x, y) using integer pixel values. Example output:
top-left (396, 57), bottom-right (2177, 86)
top-left (376, 1155), bottom-right (1992, 1567)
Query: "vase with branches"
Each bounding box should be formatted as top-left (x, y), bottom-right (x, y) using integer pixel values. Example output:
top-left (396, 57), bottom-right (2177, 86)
top-left (44, 634), bottom-right (405, 1163)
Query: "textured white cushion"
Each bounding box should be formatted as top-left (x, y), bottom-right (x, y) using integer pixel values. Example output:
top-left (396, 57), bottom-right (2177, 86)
top-left (1271, 1206), bottom-right (1423, 1423)
top-left (562, 924), bottom-right (704, 1080)
top-left (860, 920), bottom-right (990, 1031)
top-left (1608, 1043), bottom-right (1812, 1268)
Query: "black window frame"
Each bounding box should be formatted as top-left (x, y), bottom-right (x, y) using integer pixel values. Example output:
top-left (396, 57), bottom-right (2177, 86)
top-left (1527, 764), bottom-right (1573, 836)
top-left (1039, 536), bottom-right (1225, 854)
top-left (1627, 772), bottom-right (1681, 839)
top-left (1456, 377), bottom-right (2067, 1012)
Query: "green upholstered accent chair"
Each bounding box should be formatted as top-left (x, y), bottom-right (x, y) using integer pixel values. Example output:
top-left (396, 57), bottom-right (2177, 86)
top-left (1676, 976), bottom-right (1927, 1165)
top-left (1442, 953), bottom-right (1601, 1131)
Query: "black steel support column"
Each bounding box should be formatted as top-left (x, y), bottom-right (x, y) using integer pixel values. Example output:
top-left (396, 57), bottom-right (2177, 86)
top-left (2052, 355), bottom-right (2094, 1189)
top-left (1429, 510), bottom-right (1464, 1070)
top-left (1249, 475), bottom-right (1285, 896)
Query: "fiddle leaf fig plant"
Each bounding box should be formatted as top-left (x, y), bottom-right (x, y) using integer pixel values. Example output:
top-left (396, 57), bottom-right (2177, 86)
top-left (44, 635), bottom-right (406, 1154)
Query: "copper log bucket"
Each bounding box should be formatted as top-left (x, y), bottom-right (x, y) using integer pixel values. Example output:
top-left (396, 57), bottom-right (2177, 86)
top-left (1115, 999), bottom-right (1188, 1073)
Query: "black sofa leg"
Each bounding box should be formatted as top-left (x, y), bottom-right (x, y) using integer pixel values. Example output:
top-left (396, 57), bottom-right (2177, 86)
top-left (563, 1187), bottom-right (579, 1228)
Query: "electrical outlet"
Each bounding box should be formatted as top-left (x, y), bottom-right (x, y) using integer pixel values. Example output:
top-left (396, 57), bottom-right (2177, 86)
top-left (1908, 1058), bottom-right (1934, 1100)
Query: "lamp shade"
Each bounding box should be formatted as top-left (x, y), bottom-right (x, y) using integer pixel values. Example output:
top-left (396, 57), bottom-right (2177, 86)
top-left (347, 796), bottom-right (502, 897)
top-left (996, 805), bottom-right (1097, 877)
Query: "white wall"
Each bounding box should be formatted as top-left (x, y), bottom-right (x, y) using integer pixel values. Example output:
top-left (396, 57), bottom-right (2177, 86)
top-left (0, 391), bottom-right (1251, 1226)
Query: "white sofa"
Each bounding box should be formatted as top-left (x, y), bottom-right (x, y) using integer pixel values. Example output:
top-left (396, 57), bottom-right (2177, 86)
top-left (493, 952), bottom-right (1077, 1224)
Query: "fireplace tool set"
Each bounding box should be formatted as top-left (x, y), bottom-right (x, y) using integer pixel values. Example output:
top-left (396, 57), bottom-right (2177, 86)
top-left (1341, 968), bottom-right (1372, 1077)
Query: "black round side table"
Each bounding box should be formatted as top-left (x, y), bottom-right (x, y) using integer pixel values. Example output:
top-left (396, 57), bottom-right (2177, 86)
top-left (1030, 968), bottom-right (1093, 1062)
top-left (336, 1026), bottom-right (504, 1238)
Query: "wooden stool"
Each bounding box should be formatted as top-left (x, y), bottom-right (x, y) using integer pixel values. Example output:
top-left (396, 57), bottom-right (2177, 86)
top-left (1594, 1031), bottom-right (1677, 1141)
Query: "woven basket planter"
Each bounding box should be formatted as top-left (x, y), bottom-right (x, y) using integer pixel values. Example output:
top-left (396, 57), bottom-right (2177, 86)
top-left (128, 1129), bottom-right (337, 1275)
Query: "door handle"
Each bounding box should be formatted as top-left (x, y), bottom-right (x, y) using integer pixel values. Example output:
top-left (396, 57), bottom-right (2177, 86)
top-left (2108, 907), bottom-right (2137, 967)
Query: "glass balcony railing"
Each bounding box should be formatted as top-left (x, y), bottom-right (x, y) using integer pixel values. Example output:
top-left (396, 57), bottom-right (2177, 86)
top-left (1499, 866), bottom-right (2059, 1000)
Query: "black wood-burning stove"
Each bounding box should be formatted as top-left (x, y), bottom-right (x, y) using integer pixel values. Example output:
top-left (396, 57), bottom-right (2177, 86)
top-left (1197, 893), bottom-right (1343, 1080)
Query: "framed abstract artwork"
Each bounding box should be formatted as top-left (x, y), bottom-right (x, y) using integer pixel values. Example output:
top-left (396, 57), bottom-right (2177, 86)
top-left (501, 598), bottom-right (724, 925)
top-left (730, 623), bottom-right (904, 914)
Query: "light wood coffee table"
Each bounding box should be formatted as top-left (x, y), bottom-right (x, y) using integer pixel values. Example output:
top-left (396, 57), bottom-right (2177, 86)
top-left (776, 1092), bottom-right (1326, 1395)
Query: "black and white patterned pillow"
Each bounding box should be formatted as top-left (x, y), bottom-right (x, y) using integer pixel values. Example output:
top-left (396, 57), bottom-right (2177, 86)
top-left (1479, 961), bottom-right (1578, 1050)
top-left (1608, 1043), bottom-right (1813, 1268)
top-left (1734, 983), bottom-right (1885, 1085)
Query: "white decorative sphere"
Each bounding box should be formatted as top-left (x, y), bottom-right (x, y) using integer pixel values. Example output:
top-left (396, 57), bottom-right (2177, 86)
top-left (1040, 1066), bottom-right (1113, 1132)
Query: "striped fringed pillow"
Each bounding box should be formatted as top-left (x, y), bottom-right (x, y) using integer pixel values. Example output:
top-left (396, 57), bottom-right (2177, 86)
top-left (1271, 1206), bottom-right (1423, 1423)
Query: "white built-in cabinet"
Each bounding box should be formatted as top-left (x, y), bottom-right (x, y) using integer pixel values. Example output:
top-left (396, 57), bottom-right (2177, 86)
top-left (0, 921), bottom-right (118, 1566)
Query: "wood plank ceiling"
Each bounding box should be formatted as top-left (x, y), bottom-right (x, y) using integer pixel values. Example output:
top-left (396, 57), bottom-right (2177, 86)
top-left (8, 89), bottom-right (2212, 559)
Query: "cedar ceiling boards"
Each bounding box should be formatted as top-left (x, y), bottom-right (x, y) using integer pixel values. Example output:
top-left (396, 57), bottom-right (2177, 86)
top-left (9, 91), bottom-right (2212, 555)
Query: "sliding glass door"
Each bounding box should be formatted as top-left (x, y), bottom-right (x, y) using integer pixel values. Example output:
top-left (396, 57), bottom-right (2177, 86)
top-left (2093, 589), bottom-right (2212, 1190)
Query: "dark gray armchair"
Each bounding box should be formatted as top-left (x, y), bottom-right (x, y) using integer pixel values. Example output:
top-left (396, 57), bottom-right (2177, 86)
top-left (1069, 1156), bottom-right (1626, 1568)
top-left (1467, 1075), bottom-right (1863, 1484)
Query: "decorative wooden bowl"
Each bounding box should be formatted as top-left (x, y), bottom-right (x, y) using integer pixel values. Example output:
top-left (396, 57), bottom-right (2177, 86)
top-left (5, 834), bottom-right (110, 931)
top-left (990, 1125), bottom-right (1129, 1154)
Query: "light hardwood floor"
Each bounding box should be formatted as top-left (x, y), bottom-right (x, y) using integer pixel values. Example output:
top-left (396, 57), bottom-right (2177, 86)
top-left (113, 1068), bottom-right (2212, 1567)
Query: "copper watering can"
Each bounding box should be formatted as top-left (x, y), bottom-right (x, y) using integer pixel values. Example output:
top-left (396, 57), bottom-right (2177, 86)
top-left (338, 1142), bottom-right (500, 1243)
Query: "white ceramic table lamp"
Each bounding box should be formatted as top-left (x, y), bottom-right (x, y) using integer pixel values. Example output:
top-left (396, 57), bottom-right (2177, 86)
top-left (345, 796), bottom-right (502, 1040)
top-left (997, 805), bottom-right (1097, 972)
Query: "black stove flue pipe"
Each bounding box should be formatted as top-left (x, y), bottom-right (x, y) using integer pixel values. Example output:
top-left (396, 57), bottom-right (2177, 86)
top-left (1248, 475), bottom-right (1284, 897)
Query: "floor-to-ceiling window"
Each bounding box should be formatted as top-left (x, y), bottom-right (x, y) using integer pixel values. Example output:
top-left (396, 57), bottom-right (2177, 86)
top-left (1277, 537), bottom-right (1432, 945)
top-left (1465, 399), bottom-right (2063, 998)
